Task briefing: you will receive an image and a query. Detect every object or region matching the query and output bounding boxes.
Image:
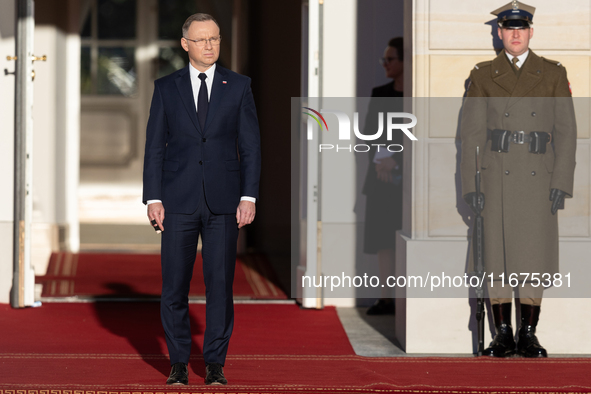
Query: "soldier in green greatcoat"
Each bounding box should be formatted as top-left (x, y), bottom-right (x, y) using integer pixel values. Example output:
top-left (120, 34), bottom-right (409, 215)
top-left (460, 1), bottom-right (577, 358)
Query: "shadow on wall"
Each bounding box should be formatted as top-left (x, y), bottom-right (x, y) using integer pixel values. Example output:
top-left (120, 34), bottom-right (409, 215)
top-left (486, 19), bottom-right (504, 54)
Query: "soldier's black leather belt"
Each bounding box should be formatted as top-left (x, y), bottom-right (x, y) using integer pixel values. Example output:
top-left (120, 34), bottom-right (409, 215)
top-left (487, 129), bottom-right (552, 154)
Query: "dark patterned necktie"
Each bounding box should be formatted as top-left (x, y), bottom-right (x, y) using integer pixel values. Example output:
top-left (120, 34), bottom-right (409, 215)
top-left (512, 57), bottom-right (520, 70)
top-left (197, 73), bottom-right (208, 130)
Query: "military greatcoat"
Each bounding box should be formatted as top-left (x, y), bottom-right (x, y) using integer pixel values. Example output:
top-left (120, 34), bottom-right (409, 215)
top-left (460, 49), bottom-right (577, 278)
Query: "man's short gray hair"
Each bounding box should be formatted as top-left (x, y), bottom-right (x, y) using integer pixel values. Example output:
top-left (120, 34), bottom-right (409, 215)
top-left (182, 13), bottom-right (220, 38)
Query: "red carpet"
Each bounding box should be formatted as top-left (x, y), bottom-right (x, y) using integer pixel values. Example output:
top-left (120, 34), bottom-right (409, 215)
top-left (1, 303), bottom-right (591, 393)
top-left (35, 252), bottom-right (286, 299)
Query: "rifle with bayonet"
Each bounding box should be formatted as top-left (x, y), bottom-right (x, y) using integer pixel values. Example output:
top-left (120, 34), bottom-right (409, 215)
top-left (473, 146), bottom-right (485, 356)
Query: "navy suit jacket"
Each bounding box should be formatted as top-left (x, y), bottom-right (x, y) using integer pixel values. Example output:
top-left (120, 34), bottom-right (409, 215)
top-left (142, 64), bottom-right (261, 215)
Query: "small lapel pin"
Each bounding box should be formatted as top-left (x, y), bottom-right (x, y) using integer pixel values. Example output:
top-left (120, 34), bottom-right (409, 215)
top-left (222, 80), bottom-right (227, 84)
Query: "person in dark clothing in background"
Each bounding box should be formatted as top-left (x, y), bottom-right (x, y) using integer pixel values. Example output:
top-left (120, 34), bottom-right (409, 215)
top-left (363, 37), bottom-right (404, 315)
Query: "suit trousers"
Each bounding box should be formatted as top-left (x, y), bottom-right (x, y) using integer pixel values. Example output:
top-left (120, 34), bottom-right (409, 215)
top-left (160, 192), bottom-right (239, 366)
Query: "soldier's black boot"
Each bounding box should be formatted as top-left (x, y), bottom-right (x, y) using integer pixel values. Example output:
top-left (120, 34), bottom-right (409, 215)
top-left (517, 304), bottom-right (548, 358)
top-left (482, 303), bottom-right (515, 357)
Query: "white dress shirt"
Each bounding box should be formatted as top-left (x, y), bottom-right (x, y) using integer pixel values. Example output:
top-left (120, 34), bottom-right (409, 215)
top-left (505, 49), bottom-right (529, 69)
top-left (147, 62), bottom-right (256, 205)
top-left (189, 62), bottom-right (215, 106)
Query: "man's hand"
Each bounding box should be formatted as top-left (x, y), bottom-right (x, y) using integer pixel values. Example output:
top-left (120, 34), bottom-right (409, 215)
top-left (148, 202), bottom-right (165, 232)
top-left (550, 188), bottom-right (567, 215)
top-left (375, 157), bottom-right (398, 183)
top-left (236, 200), bottom-right (256, 229)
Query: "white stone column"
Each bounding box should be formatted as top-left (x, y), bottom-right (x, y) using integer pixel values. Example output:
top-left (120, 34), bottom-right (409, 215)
top-left (30, 2), bottom-right (81, 277)
top-left (321, 0), bottom-right (358, 307)
top-left (31, 25), bottom-right (60, 275)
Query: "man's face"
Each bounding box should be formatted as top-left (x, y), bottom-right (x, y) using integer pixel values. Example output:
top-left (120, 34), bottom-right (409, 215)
top-left (382, 46), bottom-right (403, 80)
top-left (497, 27), bottom-right (534, 57)
top-left (181, 20), bottom-right (220, 71)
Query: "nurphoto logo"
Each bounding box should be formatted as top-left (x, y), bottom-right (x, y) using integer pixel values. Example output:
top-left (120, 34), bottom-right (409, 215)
top-left (303, 107), bottom-right (417, 153)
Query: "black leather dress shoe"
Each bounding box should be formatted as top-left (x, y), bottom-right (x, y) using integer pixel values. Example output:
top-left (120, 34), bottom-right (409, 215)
top-left (166, 362), bottom-right (188, 385)
top-left (482, 303), bottom-right (515, 357)
top-left (205, 363), bottom-right (228, 385)
top-left (517, 305), bottom-right (548, 358)
top-left (366, 299), bottom-right (395, 315)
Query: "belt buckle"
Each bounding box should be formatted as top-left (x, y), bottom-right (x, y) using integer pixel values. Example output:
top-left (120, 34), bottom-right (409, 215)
top-left (512, 130), bottom-right (525, 144)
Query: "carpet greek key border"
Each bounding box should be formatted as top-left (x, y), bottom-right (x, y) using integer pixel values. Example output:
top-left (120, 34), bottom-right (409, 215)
top-left (1, 388), bottom-right (591, 394)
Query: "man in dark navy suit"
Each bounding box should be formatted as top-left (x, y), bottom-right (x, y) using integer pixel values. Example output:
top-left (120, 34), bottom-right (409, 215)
top-left (142, 13), bottom-right (261, 386)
